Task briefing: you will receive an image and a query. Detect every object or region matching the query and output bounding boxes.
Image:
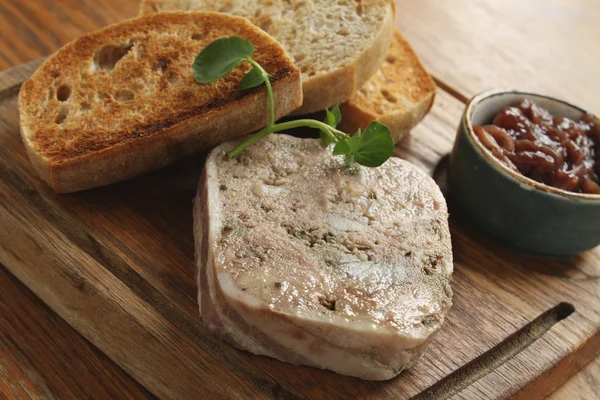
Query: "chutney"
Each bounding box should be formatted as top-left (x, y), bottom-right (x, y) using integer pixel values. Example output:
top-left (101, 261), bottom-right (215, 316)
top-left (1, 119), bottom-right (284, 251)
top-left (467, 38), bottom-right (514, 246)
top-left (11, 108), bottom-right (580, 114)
top-left (474, 100), bottom-right (600, 194)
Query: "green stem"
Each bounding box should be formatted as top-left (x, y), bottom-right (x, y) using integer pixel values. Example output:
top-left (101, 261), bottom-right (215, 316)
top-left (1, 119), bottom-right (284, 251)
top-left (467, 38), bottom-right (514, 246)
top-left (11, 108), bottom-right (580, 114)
top-left (247, 58), bottom-right (275, 126)
top-left (345, 154), bottom-right (355, 169)
top-left (227, 119), bottom-right (347, 159)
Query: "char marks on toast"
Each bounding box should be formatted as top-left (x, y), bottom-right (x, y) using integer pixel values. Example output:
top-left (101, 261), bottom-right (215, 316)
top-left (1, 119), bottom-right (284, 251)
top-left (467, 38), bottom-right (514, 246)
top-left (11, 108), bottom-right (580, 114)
top-left (19, 12), bottom-right (302, 192)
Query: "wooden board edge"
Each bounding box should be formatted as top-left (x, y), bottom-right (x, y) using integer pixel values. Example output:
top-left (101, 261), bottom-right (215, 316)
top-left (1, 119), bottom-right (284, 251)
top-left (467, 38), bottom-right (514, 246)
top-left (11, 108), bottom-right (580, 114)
top-left (0, 199), bottom-right (279, 400)
top-left (1, 57), bottom-right (597, 399)
top-left (431, 73), bottom-right (470, 104)
top-left (516, 324), bottom-right (600, 399)
top-left (0, 58), bottom-right (44, 97)
top-left (411, 303), bottom-right (598, 399)
top-left (455, 310), bottom-right (600, 399)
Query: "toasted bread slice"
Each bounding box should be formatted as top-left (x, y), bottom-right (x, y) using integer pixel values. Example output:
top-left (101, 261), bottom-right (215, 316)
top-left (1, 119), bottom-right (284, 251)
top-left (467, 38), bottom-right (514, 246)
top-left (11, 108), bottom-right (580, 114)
top-left (19, 12), bottom-right (302, 193)
top-left (139, 0), bottom-right (395, 115)
top-left (339, 29), bottom-right (436, 143)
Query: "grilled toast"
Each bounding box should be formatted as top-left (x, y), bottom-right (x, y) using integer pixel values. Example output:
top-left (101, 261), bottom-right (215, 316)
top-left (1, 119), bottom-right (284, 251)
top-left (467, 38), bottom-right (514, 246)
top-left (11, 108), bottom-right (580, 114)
top-left (19, 12), bottom-right (302, 192)
top-left (139, 0), bottom-right (395, 115)
top-left (339, 29), bottom-right (436, 143)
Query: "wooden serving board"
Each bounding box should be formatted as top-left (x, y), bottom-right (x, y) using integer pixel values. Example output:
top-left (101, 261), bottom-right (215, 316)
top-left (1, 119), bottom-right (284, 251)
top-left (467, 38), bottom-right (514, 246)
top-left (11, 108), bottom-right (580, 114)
top-left (1, 60), bottom-right (599, 400)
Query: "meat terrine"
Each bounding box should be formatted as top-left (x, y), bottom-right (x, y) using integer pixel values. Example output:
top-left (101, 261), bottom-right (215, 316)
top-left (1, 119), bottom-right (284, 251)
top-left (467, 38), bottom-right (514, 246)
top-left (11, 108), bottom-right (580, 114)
top-left (194, 134), bottom-right (453, 380)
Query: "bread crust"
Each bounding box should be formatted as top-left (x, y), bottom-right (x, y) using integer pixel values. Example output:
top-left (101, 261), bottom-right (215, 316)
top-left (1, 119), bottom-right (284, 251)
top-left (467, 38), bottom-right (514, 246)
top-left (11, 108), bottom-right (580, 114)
top-left (291, 1), bottom-right (395, 115)
top-left (19, 12), bottom-right (302, 192)
top-left (338, 28), bottom-right (436, 142)
top-left (139, 0), bottom-right (396, 115)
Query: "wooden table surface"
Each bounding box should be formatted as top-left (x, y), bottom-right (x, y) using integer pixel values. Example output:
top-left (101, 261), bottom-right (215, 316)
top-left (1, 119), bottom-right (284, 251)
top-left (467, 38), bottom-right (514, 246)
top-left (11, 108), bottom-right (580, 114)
top-left (0, 1), bottom-right (598, 399)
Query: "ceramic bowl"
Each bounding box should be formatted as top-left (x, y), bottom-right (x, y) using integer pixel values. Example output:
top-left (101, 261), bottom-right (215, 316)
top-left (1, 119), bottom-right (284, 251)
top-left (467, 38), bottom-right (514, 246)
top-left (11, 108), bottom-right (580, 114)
top-left (448, 89), bottom-right (600, 257)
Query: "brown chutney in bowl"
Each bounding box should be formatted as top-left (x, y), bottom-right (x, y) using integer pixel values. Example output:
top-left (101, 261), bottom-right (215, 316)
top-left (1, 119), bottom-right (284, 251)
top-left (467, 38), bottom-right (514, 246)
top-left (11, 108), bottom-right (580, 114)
top-left (473, 99), bottom-right (600, 194)
top-left (448, 89), bottom-right (600, 257)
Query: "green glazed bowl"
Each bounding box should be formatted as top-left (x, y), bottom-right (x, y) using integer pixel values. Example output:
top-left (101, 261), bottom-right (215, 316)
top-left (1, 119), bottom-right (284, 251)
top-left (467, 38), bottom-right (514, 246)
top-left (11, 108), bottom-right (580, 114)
top-left (448, 89), bottom-right (600, 257)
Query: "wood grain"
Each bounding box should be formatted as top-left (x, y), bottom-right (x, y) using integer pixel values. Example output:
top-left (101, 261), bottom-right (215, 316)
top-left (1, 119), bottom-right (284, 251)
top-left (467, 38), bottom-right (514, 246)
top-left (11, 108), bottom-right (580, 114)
top-left (395, 0), bottom-right (600, 113)
top-left (0, 0), bottom-right (598, 398)
top-left (0, 0), bottom-right (137, 70)
top-left (0, 1), bottom-right (141, 398)
top-left (0, 260), bottom-right (153, 400)
top-left (549, 355), bottom-right (600, 400)
top-left (0, 60), bottom-right (598, 399)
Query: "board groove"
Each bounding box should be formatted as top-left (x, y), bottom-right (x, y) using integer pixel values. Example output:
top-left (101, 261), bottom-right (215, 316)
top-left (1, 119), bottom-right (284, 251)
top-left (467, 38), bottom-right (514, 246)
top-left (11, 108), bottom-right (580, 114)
top-left (0, 59), bottom-right (599, 399)
top-left (415, 302), bottom-right (575, 400)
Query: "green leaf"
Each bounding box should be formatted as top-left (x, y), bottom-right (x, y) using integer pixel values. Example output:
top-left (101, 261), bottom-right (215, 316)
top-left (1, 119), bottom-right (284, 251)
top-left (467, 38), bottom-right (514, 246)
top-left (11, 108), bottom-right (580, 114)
top-left (193, 36), bottom-right (255, 83)
top-left (347, 130), bottom-right (362, 153)
top-left (324, 105), bottom-right (342, 128)
top-left (240, 67), bottom-right (267, 90)
top-left (320, 105), bottom-right (343, 146)
top-left (332, 139), bottom-right (350, 155)
top-left (331, 129), bottom-right (361, 155)
top-left (354, 121), bottom-right (394, 167)
top-left (331, 104), bottom-right (342, 127)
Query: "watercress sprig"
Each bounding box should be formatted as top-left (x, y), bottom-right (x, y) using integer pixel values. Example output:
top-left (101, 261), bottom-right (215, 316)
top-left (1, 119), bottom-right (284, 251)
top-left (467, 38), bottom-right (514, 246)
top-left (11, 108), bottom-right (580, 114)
top-left (193, 36), bottom-right (394, 168)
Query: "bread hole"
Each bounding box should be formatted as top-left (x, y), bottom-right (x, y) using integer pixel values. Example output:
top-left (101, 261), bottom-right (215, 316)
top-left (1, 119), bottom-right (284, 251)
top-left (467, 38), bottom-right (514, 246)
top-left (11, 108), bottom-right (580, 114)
top-left (47, 87), bottom-right (54, 101)
top-left (50, 71), bottom-right (60, 79)
top-left (56, 84), bottom-right (71, 101)
top-left (93, 43), bottom-right (134, 72)
top-left (166, 74), bottom-right (179, 87)
top-left (259, 22), bottom-right (272, 31)
top-left (191, 33), bottom-right (203, 40)
top-left (294, 53), bottom-right (307, 63)
top-left (258, 16), bottom-right (273, 31)
top-left (115, 89), bottom-right (134, 102)
top-left (96, 93), bottom-right (109, 101)
top-left (386, 55), bottom-right (397, 64)
top-left (132, 44), bottom-right (145, 59)
top-left (153, 57), bottom-right (171, 73)
top-left (129, 82), bottom-right (145, 92)
top-left (294, 1), bottom-right (305, 11)
top-left (381, 89), bottom-right (398, 103)
top-left (318, 295), bottom-right (336, 311)
top-left (356, 2), bottom-right (363, 16)
top-left (55, 104), bottom-right (69, 124)
top-left (337, 28), bottom-right (349, 36)
top-left (80, 102), bottom-right (91, 113)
